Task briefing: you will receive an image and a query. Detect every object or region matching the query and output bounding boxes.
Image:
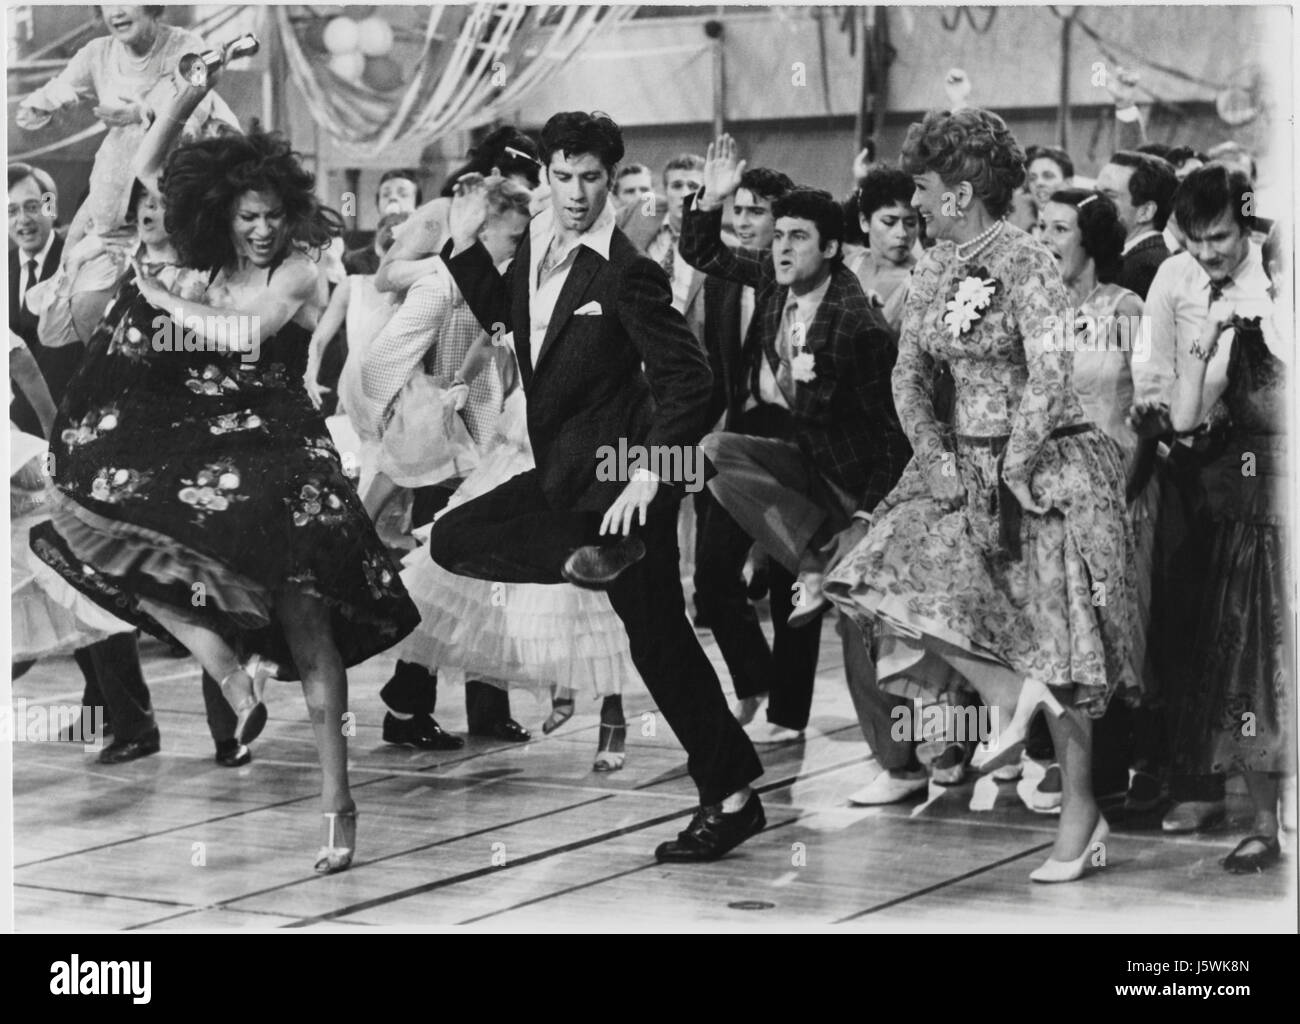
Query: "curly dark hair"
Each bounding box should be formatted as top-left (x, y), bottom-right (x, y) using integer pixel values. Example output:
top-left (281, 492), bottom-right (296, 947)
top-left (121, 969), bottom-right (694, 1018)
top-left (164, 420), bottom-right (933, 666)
top-left (161, 124), bottom-right (343, 272)
top-left (857, 165), bottom-right (915, 222)
top-left (900, 108), bottom-right (1026, 219)
top-left (738, 166), bottom-right (794, 203)
top-left (1046, 188), bottom-right (1126, 284)
top-left (772, 187), bottom-right (844, 264)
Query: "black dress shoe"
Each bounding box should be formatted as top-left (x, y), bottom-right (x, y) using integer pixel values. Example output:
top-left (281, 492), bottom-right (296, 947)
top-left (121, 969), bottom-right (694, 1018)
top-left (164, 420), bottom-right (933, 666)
top-left (214, 740), bottom-right (252, 767)
top-left (469, 718), bottom-right (532, 743)
top-left (562, 536), bottom-right (646, 590)
top-left (655, 792), bottom-right (765, 863)
top-left (97, 728), bottom-right (161, 765)
top-left (383, 712), bottom-right (465, 750)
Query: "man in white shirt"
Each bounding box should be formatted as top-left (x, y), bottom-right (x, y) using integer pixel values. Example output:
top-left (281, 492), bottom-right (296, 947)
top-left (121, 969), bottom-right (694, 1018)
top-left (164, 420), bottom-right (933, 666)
top-left (435, 111), bottom-right (765, 863)
top-left (1130, 164), bottom-right (1275, 835)
top-left (646, 154), bottom-right (707, 338)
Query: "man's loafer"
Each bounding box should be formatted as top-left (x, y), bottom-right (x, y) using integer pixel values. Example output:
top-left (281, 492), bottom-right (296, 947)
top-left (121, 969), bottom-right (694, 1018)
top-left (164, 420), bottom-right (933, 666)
top-left (469, 718), bottom-right (532, 743)
top-left (383, 712), bottom-right (465, 750)
top-left (97, 728), bottom-right (161, 765)
top-left (215, 740), bottom-right (252, 767)
top-left (562, 537), bottom-right (646, 590)
top-left (655, 792), bottom-right (765, 863)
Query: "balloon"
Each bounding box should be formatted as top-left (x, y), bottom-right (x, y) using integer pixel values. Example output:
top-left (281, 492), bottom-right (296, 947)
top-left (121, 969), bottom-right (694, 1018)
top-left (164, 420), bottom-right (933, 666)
top-left (323, 16), bottom-right (360, 55)
top-left (357, 16), bottom-right (394, 57)
top-left (362, 55), bottom-right (403, 92)
top-left (328, 51), bottom-right (366, 83)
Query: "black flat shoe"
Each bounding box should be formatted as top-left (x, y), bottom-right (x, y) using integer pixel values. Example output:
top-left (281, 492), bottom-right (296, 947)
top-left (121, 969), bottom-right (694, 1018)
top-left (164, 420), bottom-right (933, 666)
top-left (1223, 834), bottom-right (1281, 874)
top-left (469, 718), bottom-right (532, 743)
top-left (97, 728), bottom-right (161, 765)
top-left (214, 740), bottom-right (251, 767)
top-left (562, 537), bottom-right (646, 590)
top-left (654, 792), bottom-right (765, 863)
top-left (383, 712), bottom-right (465, 750)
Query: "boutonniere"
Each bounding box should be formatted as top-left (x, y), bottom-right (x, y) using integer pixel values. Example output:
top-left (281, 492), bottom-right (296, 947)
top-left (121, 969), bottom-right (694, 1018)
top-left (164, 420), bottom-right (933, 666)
top-left (790, 349), bottom-right (817, 384)
top-left (943, 266), bottom-right (1003, 341)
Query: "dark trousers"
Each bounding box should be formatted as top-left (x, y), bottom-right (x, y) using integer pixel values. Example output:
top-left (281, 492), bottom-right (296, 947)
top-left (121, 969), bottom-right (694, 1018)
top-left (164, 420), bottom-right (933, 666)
top-left (200, 671), bottom-right (238, 745)
top-left (429, 469), bottom-right (763, 805)
top-left (79, 633), bottom-right (154, 741)
top-left (694, 478), bottom-right (822, 731)
top-left (1152, 445), bottom-right (1227, 803)
top-left (380, 478), bottom-right (512, 724)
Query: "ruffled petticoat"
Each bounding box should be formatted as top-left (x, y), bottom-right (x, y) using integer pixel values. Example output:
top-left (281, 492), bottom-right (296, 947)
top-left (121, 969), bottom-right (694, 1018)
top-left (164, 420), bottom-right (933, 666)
top-left (398, 391), bottom-right (638, 698)
top-left (825, 427), bottom-right (1138, 717)
top-left (11, 434), bottom-right (133, 660)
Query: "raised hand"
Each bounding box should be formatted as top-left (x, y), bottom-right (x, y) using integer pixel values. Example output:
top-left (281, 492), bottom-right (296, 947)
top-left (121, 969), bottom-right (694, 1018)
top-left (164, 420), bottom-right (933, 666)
top-left (448, 172), bottom-right (494, 252)
top-left (702, 134), bottom-right (747, 207)
top-left (93, 95), bottom-right (147, 127)
top-left (1102, 67), bottom-right (1139, 107)
top-left (944, 68), bottom-right (972, 110)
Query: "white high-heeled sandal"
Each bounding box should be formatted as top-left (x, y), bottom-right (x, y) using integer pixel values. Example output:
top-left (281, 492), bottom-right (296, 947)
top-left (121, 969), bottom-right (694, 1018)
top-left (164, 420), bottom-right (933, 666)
top-left (970, 679), bottom-right (1066, 772)
top-left (314, 809), bottom-right (358, 875)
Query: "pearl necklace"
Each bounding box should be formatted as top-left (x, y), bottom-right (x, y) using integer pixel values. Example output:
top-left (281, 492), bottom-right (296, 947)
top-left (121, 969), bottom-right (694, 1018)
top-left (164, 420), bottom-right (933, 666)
top-left (954, 219), bottom-right (1005, 263)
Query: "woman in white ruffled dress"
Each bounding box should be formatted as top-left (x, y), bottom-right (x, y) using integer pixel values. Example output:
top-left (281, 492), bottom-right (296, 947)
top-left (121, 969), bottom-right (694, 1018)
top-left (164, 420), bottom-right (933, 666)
top-left (398, 342), bottom-right (641, 771)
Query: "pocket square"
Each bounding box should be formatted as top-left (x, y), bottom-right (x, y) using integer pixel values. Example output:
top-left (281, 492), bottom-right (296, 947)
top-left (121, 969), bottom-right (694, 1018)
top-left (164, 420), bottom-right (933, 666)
top-left (574, 301), bottom-right (603, 316)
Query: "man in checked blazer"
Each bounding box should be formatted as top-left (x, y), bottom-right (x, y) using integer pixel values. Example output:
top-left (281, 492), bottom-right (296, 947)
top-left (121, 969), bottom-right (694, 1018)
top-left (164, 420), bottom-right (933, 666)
top-left (432, 112), bottom-right (765, 863)
top-left (684, 138), bottom-right (910, 612)
top-left (684, 136), bottom-right (921, 801)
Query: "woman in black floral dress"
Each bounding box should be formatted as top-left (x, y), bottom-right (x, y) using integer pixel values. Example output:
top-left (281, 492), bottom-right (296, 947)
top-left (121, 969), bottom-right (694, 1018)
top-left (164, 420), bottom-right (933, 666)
top-left (34, 69), bottom-right (418, 873)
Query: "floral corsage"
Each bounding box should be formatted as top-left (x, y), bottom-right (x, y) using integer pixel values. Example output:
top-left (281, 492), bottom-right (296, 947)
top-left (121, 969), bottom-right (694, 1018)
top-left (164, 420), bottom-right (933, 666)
top-left (943, 267), bottom-right (1002, 340)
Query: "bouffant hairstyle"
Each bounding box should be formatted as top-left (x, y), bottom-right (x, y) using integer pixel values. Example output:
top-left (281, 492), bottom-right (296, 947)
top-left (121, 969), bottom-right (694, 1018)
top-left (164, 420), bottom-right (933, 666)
top-left (772, 187), bottom-right (844, 263)
top-left (539, 111), bottom-right (625, 174)
top-left (161, 124), bottom-right (343, 272)
top-left (1173, 164), bottom-right (1254, 236)
top-left (900, 108), bottom-right (1026, 219)
top-left (440, 127), bottom-right (541, 196)
top-left (1046, 188), bottom-right (1126, 284)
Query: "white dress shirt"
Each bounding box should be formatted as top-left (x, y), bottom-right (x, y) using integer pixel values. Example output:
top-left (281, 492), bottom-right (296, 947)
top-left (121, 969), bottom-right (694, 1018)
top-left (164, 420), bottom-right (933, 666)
top-left (17, 231), bottom-right (55, 310)
top-left (1133, 242), bottom-right (1274, 421)
top-left (528, 199), bottom-right (617, 357)
top-left (749, 272), bottom-right (832, 410)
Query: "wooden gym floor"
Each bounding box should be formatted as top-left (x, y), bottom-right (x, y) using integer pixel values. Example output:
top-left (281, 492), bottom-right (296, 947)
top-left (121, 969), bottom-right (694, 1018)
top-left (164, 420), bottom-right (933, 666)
top-left (8, 610), bottom-right (1296, 932)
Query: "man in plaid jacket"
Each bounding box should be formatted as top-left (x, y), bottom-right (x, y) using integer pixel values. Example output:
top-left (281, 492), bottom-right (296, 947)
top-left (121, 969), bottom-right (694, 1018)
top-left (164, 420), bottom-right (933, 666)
top-left (682, 138), bottom-right (911, 614)
top-left (683, 136), bottom-right (921, 797)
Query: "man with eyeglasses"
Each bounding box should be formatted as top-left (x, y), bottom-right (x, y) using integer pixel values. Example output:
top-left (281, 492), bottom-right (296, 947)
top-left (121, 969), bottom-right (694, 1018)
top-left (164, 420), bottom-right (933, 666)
top-left (8, 162), bottom-right (78, 438)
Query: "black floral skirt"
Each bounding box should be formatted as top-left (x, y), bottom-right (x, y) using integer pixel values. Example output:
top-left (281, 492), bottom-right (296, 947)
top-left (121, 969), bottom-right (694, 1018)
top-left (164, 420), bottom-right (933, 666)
top-left (32, 279), bottom-right (419, 677)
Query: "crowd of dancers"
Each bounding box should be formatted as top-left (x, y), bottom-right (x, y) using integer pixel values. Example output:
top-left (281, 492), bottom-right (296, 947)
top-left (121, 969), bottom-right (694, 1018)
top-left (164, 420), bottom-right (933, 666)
top-left (9, 6), bottom-right (1294, 883)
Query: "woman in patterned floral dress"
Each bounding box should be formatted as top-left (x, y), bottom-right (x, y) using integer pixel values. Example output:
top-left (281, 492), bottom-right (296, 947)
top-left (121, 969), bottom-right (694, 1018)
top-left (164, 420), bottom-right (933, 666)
top-left (823, 109), bottom-right (1138, 882)
top-left (33, 66), bottom-right (418, 873)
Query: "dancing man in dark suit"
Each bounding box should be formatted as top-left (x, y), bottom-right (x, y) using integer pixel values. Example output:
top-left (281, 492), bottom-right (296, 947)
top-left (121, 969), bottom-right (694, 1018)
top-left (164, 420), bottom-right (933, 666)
top-left (431, 111), bottom-right (765, 862)
top-left (684, 136), bottom-right (925, 806)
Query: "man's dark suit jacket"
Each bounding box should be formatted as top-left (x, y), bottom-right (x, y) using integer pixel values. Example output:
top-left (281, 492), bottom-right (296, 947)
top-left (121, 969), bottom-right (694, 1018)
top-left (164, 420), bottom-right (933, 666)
top-left (680, 195), bottom-right (911, 513)
top-left (10, 234), bottom-right (84, 435)
top-left (442, 210), bottom-right (713, 513)
top-left (701, 273), bottom-right (752, 429)
top-left (1118, 232), bottom-right (1170, 300)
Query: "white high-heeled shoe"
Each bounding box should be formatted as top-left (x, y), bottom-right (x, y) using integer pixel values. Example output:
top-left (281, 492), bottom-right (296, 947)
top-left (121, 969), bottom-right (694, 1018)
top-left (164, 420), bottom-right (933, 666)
top-left (970, 679), bottom-right (1066, 772)
top-left (245, 653), bottom-right (280, 705)
top-left (314, 809), bottom-right (358, 875)
top-left (1030, 815), bottom-right (1109, 883)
